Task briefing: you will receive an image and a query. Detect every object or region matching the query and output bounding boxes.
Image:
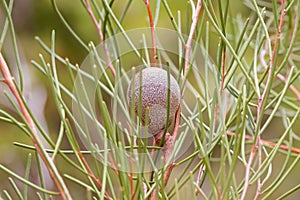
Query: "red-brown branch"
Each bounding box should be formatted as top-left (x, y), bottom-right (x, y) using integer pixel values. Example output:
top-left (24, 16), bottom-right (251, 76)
top-left (163, 106), bottom-right (181, 184)
top-left (84, 0), bottom-right (116, 76)
top-left (227, 131), bottom-right (300, 154)
top-left (241, 1), bottom-right (286, 199)
top-left (195, 164), bottom-right (206, 196)
top-left (144, 0), bottom-right (157, 65)
top-left (150, 106), bottom-right (181, 200)
top-left (183, 0), bottom-right (202, 78)
top-left (78, 150), bottom-right (112, 199)
top-left (150, 1), bottom-right (202, 198)
top-left (0, 53), bottom-right (71, 199)
top-left (260, 49), bottom-right (300, 101)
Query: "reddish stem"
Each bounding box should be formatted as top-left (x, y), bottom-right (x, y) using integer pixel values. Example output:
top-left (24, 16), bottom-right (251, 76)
top-left (150, 1), bottom-right (202, 197)
top-left (144, 0), bottom-right (157, 65)
top-left (78, 150), bottom-right (112, 199)
top-left (195, 164), bottom-right (206, 196)
top-left (276, 73), bottom-right (300, 101)
top-left (227, 131), bottom-right (300, 154)
top-left (84, 0), bottom-right (116, 76)
top-left (183, 0), bottom-right (202, 78)
top-left (260, 49), bottom-right (300, 101)
top-left (163, 106), bottom-right (181, 184)
top-left (241, 1), bottom-right (286, 199)
top-left (150, 107), bottom-right (181, 200)
top-left (0, 54), bottom-right (71, 199)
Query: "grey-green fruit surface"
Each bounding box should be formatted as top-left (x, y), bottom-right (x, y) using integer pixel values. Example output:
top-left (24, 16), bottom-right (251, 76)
top-left (127, 67), bottom-right (181, 135)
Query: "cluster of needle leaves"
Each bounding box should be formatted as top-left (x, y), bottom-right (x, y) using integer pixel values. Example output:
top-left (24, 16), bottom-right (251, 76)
top-left (1, 0), bottom-right (300, 199)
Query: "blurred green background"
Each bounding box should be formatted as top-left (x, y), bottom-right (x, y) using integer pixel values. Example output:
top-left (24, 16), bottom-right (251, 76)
top-left (0, 0), bottom-right (300, 199)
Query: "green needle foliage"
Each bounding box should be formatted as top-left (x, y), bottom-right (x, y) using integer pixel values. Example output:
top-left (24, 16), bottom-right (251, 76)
top-left (1, 0), bottom-right (300, 199)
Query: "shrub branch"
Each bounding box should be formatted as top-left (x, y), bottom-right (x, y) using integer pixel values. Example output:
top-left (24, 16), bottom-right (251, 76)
top-left (0, 53), bottom-right (71, 200)
top-left (241, 1), bottom-right (286, 199)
